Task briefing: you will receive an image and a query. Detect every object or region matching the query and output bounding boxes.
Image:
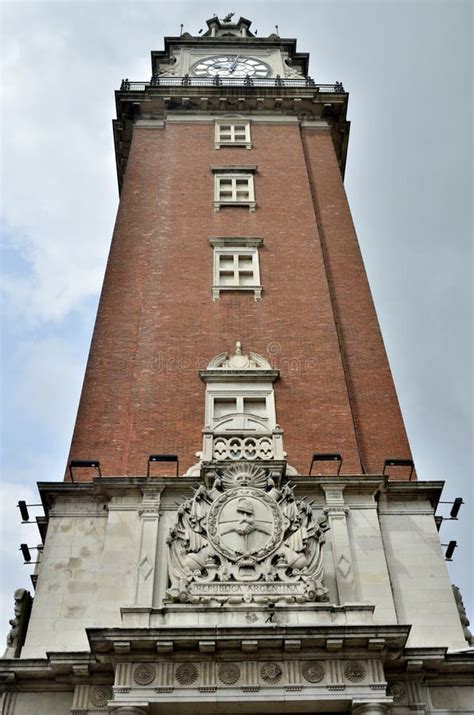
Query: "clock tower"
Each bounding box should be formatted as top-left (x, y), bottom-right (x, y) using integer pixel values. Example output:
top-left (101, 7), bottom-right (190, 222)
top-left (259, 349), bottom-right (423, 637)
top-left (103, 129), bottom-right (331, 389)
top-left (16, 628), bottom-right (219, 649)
top-left (1, 15), bottom-right (473, 715)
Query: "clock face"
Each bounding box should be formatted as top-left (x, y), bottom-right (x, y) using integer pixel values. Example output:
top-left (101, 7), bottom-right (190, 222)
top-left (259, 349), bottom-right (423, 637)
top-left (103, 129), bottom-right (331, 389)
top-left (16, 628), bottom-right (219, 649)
top-left (191, 55), bottom-right (271, 79)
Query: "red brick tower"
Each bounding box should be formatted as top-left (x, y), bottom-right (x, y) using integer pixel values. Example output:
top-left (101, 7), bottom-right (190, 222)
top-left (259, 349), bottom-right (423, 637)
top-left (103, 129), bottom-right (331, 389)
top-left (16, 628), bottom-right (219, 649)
top-left (67, 16), bottom-right (413, 482)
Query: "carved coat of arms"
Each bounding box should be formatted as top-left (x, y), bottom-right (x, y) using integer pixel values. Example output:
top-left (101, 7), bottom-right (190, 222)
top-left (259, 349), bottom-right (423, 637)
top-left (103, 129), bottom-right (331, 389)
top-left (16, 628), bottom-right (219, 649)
top-left (166, 465), bottom-right (329, 604)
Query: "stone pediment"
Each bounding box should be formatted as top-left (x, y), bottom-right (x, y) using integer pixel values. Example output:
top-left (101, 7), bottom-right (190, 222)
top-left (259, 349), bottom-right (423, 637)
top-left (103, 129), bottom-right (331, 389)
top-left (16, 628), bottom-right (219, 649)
top-left (200, 341), bottom-right (279, 383)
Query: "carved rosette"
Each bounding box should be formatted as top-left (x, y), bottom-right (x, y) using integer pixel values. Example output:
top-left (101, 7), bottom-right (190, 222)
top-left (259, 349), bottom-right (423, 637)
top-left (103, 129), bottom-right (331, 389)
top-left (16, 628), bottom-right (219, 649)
top-left (175, 663), bottom-right (199, 686)
top-left (343, 661), bottom-right (367, 683)
top-left (89, 685), bottom-right (112, 708)
top-left (301, 661), bottom-right (325, 683)
top-left (166, 464), bottom-right (330, 605)
top-left (260, 663), bottom-right (283, 684)
top-left (133, 663), bottom-right (156, 686)
top-left (388, 681), bottom-right (407, 704)
top-left (218, 663), bottom-right (241, 685)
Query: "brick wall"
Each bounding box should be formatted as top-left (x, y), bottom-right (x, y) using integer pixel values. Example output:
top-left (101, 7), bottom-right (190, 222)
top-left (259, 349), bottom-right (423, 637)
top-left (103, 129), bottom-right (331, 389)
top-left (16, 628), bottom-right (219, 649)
top-left (66, 120), bottom-right (412, 480)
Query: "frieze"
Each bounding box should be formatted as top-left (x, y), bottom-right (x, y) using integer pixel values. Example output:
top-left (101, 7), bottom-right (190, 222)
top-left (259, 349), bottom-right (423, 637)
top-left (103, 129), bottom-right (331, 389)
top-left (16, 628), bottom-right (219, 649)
top-left (166, 464), bottom-right (329, 605)
top-left (125, 659), bottom-right (382, 692)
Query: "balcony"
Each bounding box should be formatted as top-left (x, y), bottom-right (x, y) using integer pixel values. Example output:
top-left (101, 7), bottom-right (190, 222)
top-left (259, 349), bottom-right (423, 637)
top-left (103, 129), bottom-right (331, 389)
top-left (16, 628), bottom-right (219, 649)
top-left (119, 76), bottom-right (345, 92)
top-left (201, 426), bottom-right (285, 462)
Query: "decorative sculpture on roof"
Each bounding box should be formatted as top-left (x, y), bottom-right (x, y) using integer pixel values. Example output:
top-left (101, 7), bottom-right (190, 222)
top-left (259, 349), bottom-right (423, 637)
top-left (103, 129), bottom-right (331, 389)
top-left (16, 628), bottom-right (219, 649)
top-left (166, 465), bottom-right (329, 605)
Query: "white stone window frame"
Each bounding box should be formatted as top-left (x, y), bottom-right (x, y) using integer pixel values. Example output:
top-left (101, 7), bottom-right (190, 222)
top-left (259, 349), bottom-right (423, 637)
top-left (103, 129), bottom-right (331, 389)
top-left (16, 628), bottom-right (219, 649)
top-left (205, 382), bottom-right (277, 434)
top-left (211, 165), bottom-right (257, 212)
top-left (215, 120), bottom-right (252, 150)
top-left (210, 237), bottom-right (263, 301)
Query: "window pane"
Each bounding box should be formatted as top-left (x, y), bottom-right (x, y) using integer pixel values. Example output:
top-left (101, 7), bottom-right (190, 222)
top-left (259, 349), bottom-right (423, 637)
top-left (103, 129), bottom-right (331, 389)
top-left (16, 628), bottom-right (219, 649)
top-left (239, 272), bottom-right (255, 286)
top-left (243, 397), bottom-right (267, 417)
top-left (219, 255), bottom-right (234, 269)
top-left (214, 398), bottom-right (237, 418)
top-left (238, 256), bottom-right (253, 270)
top-left (219, 272), bottom-right (236, 286)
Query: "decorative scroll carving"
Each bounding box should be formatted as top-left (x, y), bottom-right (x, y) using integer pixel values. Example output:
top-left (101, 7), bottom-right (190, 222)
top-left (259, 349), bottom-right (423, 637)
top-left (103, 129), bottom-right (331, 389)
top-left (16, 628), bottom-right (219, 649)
top-left (2, 588), bottom-right (32, 658)
top-left (133, 663), bottom-right (156, 685)
top-left (166, 464), bottom-right (329, 605)
top-left (284, 57), bottom-right (305, 78)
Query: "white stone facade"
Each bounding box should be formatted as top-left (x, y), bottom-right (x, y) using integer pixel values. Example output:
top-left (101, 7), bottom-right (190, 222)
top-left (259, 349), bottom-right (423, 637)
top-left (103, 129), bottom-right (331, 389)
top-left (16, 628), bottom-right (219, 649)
top-left (2, 472), bottom-right (472, 713)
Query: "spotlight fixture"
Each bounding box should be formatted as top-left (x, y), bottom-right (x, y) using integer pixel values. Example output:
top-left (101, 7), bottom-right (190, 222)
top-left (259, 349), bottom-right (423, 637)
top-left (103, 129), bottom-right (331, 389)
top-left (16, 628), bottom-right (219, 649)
top-left (19, 544), bottom-right (41, 564)
top-left (309, 453), bottom-right (342, 476)
top-left (442, 541), bottom-right (458, 561)
top-left (438, 498), bottom-right (464, 520)
top-left (148, 454), bottom-right (179, 478)
top-left (68, 460), bottom-right (101, 483)
top-left (17, 501), bottom-right (43, 523)
top-left (383, 458), bottom-right (414, 480)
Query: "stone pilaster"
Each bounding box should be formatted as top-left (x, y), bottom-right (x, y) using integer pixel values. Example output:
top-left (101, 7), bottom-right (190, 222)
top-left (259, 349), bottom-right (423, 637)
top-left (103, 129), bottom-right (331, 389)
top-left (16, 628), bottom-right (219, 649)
top-left (322, 485), bottom-right (356, 604)
top-left (134, 486), bottom-right (164, 606)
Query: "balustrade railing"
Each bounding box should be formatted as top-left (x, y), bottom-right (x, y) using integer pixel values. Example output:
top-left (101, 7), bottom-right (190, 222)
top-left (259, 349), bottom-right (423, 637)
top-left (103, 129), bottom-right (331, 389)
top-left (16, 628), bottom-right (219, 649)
top-left (119, 76), bottom-right (345, 92)
top-left (201, 428), bottom-right (285, 462)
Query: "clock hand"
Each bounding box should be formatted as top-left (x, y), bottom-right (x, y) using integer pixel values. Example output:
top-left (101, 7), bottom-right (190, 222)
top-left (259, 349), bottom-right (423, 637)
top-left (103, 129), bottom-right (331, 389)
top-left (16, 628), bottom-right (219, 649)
top-left (230, 55), bottom-right (240, 73)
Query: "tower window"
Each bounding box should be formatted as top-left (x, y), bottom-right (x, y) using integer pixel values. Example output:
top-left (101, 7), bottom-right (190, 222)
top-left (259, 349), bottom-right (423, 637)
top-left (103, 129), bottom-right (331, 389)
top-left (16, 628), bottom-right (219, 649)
top-left (209, 237), bottom-right (263, 301)
top-left (215, 121), bottom-right (251, 149)
top-left (209, 393), bottom-right (272, 430)
top-left (214, 173), bottom-right (255, 211)
top-left (211, 165), bottom-right (257, 212)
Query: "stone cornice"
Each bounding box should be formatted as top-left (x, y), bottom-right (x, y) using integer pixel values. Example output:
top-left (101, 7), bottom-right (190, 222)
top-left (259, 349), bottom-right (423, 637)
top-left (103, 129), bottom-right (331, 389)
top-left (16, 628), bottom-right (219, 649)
top-left (85, 624), bottom-right (411, 659)
top-left (37, 476), bottom-right (445, 515)
top-left (112, 84), bottom-right (349, 192)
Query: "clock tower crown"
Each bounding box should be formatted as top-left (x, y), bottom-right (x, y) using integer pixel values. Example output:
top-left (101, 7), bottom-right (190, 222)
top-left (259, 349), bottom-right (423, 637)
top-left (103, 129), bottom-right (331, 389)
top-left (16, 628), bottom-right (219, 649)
top-left (150, 15), bottom-right (310, 81)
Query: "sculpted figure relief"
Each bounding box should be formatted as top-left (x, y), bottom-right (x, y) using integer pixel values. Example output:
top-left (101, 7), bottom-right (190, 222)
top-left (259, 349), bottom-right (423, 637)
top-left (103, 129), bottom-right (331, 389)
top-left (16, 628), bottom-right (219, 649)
top-left (166, 465), bottom-right (329, 604)
top-left (3, 588), bottom-right (32, 658)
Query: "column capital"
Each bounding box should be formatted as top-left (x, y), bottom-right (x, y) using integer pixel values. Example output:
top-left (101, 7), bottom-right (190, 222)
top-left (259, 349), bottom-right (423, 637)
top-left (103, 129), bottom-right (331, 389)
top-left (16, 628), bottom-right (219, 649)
top-left (352, 703), bottom-right (390, 715)
top-left (109, 707), bottom-right (149, 715)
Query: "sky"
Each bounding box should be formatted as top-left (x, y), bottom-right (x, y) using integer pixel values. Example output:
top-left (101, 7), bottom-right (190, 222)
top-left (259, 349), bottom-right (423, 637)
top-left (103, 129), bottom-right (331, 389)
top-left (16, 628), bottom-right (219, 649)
top-left (0, 0), bottom-right (472, 648)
